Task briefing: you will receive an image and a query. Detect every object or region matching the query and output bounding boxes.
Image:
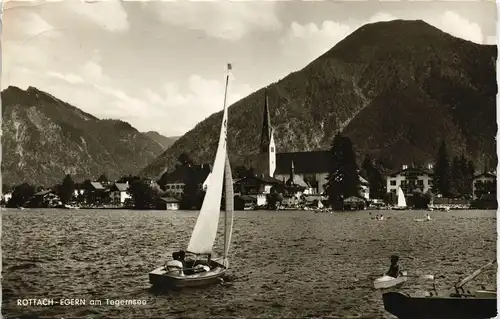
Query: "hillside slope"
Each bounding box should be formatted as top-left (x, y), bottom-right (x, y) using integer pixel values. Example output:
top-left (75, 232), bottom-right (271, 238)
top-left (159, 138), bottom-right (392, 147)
top-left (1, 86), bottom-right (164, 186)
top-left (143, 131), bottom-right (179, 150)
top-left (138, 20), bottom-right (495, 176)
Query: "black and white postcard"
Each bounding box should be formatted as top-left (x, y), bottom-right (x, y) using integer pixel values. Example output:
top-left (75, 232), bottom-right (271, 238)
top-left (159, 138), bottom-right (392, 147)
top-left (1, 1), bottom-right (497, 318)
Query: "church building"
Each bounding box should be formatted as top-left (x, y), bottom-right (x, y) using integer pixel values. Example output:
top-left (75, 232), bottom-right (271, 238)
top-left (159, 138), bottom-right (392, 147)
top-left (254, 89), bottom-right (370, 198)
top-left (255, 89), bottom-right (331, 195)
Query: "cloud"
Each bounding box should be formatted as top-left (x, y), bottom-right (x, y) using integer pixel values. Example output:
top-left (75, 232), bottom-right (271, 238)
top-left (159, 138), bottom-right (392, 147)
top-left (366, 12), bottom-right (398, 24)
top-left (281, 20), bottom-right (352, 63)
top-left (69, 1), bottom-right (129, 32)
top-left (3, 8), bottom-right (60, 40)
top-left (280, 11), bottom-right (484, 69)
top-left (82, 60), bottom-right (108, 84)
top-left (46, 71), bottom-right (84, 84)
top-left (39, 59), bottom-right (253, 135)
top-left (143, 74), bottom-right (253, 134)
top-left (281, 12), bottom-right (399, 66)
top-left (437, 10), bottom-right (483, 44)
top-left (153, 2), bottom-right (281, 40)
top-left (485, 36), bottom-right (496, 45)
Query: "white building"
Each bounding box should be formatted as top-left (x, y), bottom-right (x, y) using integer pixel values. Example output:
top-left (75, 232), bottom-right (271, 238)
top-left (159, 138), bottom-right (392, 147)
top-left (359, 176), bottom-right (370, 200)
top-left (386, 165), bottom-right (434, 195)
top-left (109, 182), bottom-right (131, 204)
top-left (472, 172), bottom-right (496, 200)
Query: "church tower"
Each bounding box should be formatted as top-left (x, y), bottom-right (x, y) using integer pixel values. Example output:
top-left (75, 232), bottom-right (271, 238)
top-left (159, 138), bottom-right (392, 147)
top-left (259, 88), bottom-right (276, 177)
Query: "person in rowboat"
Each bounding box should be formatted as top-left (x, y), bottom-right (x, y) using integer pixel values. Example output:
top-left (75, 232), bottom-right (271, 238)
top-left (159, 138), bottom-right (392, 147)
top-left (386, 255), bottom-right (403, 278)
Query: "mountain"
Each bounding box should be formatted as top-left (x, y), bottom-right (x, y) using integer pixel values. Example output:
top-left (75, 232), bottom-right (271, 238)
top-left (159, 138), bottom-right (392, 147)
top-left (1, 86), bottom-right (165, 186)
top-left (143, 131), bottom-right (179, 150)
top-left (144, 20), bottom-right (494, 178)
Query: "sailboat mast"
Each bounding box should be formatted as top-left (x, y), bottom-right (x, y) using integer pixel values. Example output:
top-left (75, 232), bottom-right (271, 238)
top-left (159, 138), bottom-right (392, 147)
top-left (223, 64), bottom-right (231, 259)
top-left (186, 64), bottom-right (232, 255)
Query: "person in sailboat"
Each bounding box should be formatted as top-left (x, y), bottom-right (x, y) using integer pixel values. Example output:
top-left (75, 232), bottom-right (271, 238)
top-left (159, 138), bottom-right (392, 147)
top-left (193, 253), bottom-right (212, 272)
top-left (386, 255), bottom-right (403, 278)
top-left (172, 250), bottom-right (186, 265)
top-left (165, 250), bottom-right (186, 275)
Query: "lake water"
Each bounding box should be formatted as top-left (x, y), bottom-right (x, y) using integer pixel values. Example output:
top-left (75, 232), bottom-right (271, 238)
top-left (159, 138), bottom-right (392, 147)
top-left (1, 208), bottom-right (496, 319)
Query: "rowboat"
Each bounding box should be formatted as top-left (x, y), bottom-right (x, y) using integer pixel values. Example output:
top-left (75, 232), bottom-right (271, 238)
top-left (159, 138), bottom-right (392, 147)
top-left (149, 64), bottom-right (235, 289)
top-left (383, 260), bottom-right (497, 319)
top-left (414, 214), bottom-right (431, 222)
top-left (383, 291), bottom-right (497, 319)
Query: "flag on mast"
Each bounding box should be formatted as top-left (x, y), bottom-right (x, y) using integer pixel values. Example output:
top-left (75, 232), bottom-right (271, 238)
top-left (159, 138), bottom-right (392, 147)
top-left (226, 63), bottom-right (233, 79)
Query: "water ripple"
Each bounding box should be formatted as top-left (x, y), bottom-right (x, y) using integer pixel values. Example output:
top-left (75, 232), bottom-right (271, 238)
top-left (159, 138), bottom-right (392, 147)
top-left (1, 209), bottom-right (496, 318)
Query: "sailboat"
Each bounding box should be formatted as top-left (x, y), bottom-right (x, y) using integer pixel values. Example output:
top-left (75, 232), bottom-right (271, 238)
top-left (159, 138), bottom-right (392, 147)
top-left (149, 64), bottom-right (234, 289)
top-left (392, 187), bottom-right (407, 210)
top-left (313, 199), bottom-right (326, 213)
top-left (382, 260), bottom-right (497, 319)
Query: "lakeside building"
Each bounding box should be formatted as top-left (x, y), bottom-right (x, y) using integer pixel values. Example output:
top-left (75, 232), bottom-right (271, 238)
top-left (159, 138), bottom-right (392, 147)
top-left (160, 164), bottom-right (211, 197)
top-left (472, 172), bottom-right (496, 200)
top-left (234, 175), bottom-right (282, 206)
top-left (156, 197), bottom-right (180, 210)
top-left (386, 165), bottom-right (434, 195)
top-left (29, 189), bottom-right (62, 208)
top-left (109, 182), bottom-right (131, 204)
top-left (2, 192), bottom-right (12, 203)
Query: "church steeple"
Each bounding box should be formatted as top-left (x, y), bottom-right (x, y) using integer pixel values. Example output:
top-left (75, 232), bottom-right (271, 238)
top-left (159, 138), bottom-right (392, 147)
top-left (260, 88), bottom-right (272, 153)
top-left (257, 88), bottom-right (276, 177)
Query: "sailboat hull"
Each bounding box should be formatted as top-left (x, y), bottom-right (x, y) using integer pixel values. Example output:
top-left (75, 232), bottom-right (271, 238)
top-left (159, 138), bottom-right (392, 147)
top-left (392, 207), bottom-right (408, 211)
top-left (149, 260), bottom-right (227, 289)
top-left (382, 292), bottom-right (497, 319)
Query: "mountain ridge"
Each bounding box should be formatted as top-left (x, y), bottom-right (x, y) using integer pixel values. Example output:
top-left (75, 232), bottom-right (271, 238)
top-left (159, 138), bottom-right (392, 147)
top-left (143, 131), bottom-right (180, 150)
top-left (141, 19), bottom-right (497, 178)
top-left (1, 86), bottom-right (166, 186)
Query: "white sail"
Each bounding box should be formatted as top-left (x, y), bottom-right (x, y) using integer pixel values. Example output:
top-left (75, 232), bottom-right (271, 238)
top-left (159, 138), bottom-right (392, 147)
top-left (223, 154), bottom-right (234, 261)
top-left (397, 187), bottom-right (407, 207)
top-left (317, 200), bottom-right (324, 209)
top-left (187, 68), bottom-right (231, 255)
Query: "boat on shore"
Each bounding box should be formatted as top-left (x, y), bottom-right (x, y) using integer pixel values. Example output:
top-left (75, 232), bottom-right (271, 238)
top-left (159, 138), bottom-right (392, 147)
top-left (149, 64), bottom-right (235, 290)
top-left (383, 260), bottom-right (497, 319)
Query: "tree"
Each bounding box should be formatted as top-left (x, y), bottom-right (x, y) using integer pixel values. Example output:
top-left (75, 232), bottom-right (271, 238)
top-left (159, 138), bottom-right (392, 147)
top-left (449, 155), bottom-right (475, 199)
top-left (117, 175), bottom-right (140, 184)
top-left (180, 168), bottom-right (205, 210)
top-left (266, 186), bottom-right (283, 210)
top-left (449, 156), bottom-right (462, 198)
top-left (128, 179), bottom-right (157, 209)
top-left (2, 184), bottom-right (11, 194)
top-left (178, 152), bottom-right (194, 166)
top-left (324, 133), bottom-right (360, 209)
top-left (234, 166), bottom-right (254, 178)
top-left (465, 160), bottom-right (475, 198)
top-left (58, 174), bottom-right (75, 204)
top-left (97, 174), bottom-right (108, 184)
top-left (433, 141), bottom-right (451, 197)
top-left (7, 183), bottom-right (35, 208)
top-left (361, 154), bottom-right (385, 199)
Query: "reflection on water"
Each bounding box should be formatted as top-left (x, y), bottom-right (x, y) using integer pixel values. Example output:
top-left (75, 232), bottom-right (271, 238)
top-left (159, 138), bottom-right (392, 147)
top-left (2, 209), bottom-right (496, 318)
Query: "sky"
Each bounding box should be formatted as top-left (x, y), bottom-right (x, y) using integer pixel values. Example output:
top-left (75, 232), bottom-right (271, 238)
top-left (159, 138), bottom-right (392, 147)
top-left (2, 0), bottom-right (497, 137)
